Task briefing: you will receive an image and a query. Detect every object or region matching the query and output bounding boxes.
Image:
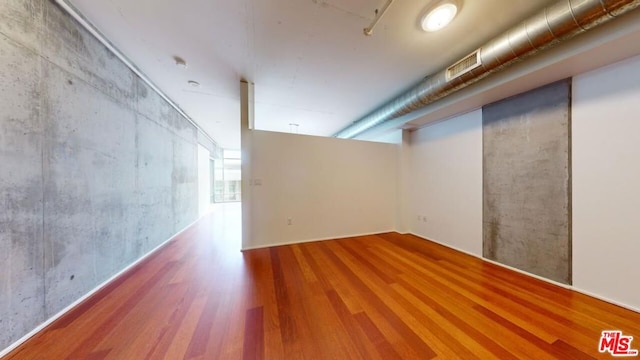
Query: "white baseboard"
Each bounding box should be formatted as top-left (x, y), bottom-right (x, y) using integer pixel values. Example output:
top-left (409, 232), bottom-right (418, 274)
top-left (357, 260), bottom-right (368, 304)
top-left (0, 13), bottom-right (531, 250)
top-left (409, 232), bottom-right (640, 314)
top-left (567, 288), bottom-right (640, 314)
top-left (0, 214), bottom-right (207, 358)
top-left (241, 230), bottom-right (397, 251)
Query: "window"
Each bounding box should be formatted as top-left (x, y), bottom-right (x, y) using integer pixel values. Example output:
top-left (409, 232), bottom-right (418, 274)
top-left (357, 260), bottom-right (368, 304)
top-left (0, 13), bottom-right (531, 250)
top-left (213, 149), bottom-right (241, 202)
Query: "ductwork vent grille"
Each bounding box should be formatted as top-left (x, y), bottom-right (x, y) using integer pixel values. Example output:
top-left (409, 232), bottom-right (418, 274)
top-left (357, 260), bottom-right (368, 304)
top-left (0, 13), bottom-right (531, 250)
top-left (446, 50), bottom-right (481, 81)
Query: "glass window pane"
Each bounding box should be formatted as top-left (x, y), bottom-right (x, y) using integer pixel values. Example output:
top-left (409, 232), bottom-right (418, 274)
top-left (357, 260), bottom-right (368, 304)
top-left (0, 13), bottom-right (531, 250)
top-left (213, 150), bottom-right (242, 203)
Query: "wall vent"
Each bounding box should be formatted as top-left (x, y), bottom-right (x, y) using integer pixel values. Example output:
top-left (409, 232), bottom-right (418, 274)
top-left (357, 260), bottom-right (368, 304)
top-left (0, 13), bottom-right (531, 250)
top-left (446, 50), bottom-right (482, 81)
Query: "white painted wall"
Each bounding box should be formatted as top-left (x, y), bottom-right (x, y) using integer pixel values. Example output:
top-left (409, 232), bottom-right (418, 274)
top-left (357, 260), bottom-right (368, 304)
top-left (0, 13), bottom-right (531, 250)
top-left (408, 111), bottom-right (483, 256)
top-left (241, 55), bottom-right (640, 311)
top-left (572, 54), bottom-right (640, 310)
top-left (197, 144), bottom-right (211, 216)
top-left (245, 130), bottom-right (397, 249)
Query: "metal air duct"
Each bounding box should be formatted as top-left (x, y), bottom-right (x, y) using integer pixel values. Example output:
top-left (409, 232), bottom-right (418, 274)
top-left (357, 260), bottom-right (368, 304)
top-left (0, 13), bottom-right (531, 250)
top-left (334, 0), bottom-right (640, 139)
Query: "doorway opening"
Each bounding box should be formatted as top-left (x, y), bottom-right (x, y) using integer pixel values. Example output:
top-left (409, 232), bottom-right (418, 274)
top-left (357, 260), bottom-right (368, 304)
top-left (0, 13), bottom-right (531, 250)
top-left (213, 149), bottom-right (241, 203)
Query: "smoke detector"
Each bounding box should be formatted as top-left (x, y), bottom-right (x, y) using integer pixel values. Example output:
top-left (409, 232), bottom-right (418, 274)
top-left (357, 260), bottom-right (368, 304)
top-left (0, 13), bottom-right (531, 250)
top-left (174, 56), bottom-right (188, 69)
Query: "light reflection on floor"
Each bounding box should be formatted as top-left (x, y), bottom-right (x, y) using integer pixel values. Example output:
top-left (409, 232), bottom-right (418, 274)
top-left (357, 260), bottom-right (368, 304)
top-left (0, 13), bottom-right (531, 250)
top-left (209, 201), bottom-right (242, 255)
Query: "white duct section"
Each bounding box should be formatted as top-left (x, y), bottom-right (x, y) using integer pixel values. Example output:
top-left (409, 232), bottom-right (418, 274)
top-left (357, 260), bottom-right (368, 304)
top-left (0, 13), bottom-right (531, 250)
top-left (334, 0), bottom-right (640, 138)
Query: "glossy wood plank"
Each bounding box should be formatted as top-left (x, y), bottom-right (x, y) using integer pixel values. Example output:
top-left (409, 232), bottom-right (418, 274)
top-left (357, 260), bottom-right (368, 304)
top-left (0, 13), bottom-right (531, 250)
top-left (4, 205), bottom-right (640, 359)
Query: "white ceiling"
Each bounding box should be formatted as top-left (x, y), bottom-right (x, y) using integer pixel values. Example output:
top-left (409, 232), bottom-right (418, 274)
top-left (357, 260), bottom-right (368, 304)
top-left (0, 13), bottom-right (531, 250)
top-left (67, 0), bottom-right (557, 149)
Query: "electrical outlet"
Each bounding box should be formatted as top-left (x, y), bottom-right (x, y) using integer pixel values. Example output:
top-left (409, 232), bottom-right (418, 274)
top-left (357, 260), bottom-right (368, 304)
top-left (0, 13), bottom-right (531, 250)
top-left (287, 218), bottom-right (293, 225)
top-left (416, 215), bottom-right (421, 221)
top-left (422, 216), bottom-right (428, 223)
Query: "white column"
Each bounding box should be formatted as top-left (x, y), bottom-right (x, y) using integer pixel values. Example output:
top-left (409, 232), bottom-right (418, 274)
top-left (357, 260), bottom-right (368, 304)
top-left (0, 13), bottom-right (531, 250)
top-left (396, 129), bottom-right (411, 234)
top-left (197, 144), bottom-right (211, 216)
top-left (240, 80), bottom-right (255, 250)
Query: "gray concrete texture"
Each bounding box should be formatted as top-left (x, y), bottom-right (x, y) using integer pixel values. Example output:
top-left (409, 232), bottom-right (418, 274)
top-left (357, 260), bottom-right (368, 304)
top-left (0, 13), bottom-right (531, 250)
top-left (483, 79), bottom-right (571, 285)
top-left (0, 0), bottom-right (199, 350)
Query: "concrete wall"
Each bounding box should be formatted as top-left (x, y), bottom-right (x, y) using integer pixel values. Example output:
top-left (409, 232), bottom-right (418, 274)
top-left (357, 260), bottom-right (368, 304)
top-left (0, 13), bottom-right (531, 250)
top-left (482, 80), bottom-right (571, 285)
top-left (245, 130), bottom-right (397, 249)
top-left (0, 0), bottom-right (198, 350)
top-left (408, 110), bottom-right (483, 256)
top-left (573, 54), bottom-right (640, 310)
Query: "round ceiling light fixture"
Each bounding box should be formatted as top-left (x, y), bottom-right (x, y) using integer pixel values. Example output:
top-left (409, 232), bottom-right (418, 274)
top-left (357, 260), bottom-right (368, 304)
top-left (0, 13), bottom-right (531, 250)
top-left (188, 80), bottom-right (200, 87)
top-left (421, 1), bottom-right (459, 32)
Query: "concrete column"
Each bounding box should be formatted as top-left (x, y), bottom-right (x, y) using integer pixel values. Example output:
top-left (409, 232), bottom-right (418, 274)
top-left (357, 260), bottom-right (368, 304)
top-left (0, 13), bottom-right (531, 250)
top-left (483, 79), bottom-right (571, 284)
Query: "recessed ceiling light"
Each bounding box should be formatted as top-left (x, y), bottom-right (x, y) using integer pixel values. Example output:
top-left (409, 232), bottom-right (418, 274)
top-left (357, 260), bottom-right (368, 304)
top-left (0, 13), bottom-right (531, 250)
top-left (188, 80), bottom-right (200, 87)
top-left (422, 2), bottom-right (458, 32)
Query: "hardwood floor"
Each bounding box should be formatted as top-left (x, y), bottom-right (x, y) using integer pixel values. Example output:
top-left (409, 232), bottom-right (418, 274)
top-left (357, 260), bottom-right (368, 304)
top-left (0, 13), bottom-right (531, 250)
top-left (5, 205), bottom-right (640, 359)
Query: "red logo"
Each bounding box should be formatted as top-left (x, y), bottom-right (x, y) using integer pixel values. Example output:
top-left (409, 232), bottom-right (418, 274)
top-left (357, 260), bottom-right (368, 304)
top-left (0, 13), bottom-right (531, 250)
top-left (599, 331), bottom-right (639, 357)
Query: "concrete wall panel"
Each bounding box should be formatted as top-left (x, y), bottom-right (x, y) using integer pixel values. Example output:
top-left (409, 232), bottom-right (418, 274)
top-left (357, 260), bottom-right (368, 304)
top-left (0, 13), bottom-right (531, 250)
top-left (40, 2), bottom-right (137, 109)
top-left (135, 114), bottom-right (175, 255)
top-left (172, 136), bottom-right (198, 233)
top-left (483, 80), bottom-right (571, 285)
top-left (136, 79), bottom-right (175, 130)
top-left (0, 0), bottom-right (199, 350)
top-left (41, 62), bottom-right (138, 316)
top-left (0, 0), bottom-right (43, 53)
top-left (0, 34), bottom-right (45, 349)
